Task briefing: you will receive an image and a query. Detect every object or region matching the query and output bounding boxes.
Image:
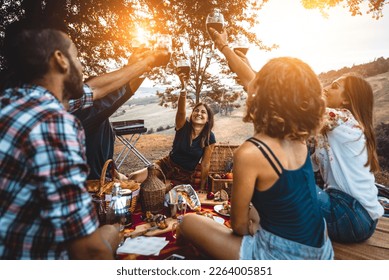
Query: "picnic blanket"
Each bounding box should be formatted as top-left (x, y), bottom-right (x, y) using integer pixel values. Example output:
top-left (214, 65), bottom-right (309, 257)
top-left (116, 193), bottom-right (389, 260)
top-left (117, 203), bottom-right (219, 260)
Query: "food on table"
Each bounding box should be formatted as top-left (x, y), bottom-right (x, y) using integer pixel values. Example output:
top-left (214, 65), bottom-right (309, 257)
top-left (196, 211), bottom-right (214, 220)
top-left (219, 201), bottom-right (231, 215)
top-left (206, 191), bottom-right (215, 200)
top-left (213, 189), bottom-right (228, 202)
top-left (143, 211), bottom-right (167, 229)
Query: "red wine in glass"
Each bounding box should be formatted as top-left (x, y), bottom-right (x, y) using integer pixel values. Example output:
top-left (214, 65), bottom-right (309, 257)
top-left (233, 47), bottom-right (249, 55)
top-left (176, 59), bottom-right (191, 78)
top-left (206, 10), bottom-right (225, 39)
top-left (177, 65), bottom-right (190, 76)
top-left (206, 22), bottom-right (224, 35)
top-left (154, 34), bottom-right (173, 66)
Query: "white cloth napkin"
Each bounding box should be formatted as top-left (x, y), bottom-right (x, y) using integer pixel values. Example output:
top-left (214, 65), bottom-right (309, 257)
top-left (116, 236), bottom-right (169, 256)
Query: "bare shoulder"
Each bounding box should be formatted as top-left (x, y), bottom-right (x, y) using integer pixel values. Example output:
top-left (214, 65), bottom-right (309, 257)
top-left (233, 140), bottom-right (266, 165)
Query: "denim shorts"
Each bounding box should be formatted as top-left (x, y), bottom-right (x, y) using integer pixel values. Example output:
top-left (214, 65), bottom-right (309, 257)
top-left (316, 187), bottom-right (377, 243)
top-left (239, 223), bottom-right (334, 260)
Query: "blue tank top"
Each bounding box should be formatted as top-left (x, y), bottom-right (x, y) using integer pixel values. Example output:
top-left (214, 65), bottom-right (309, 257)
top-left (247, 137), bottom-right (325, 248)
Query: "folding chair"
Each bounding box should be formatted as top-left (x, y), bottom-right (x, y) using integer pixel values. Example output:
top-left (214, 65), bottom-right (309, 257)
top-left (111, 119), bottom-right (151, 169)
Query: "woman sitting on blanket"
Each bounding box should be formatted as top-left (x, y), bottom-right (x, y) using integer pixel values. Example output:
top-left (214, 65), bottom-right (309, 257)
top-left (129, 74), bottom-right (216, 191)
top-left (176, 28), bottom-right (334, 260)
top-left (312, 74), bottom-right (384, 243)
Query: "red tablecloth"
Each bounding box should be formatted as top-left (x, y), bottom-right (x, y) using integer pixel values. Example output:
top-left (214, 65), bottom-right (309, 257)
top-left (116, 203), bottom-right (229, 260)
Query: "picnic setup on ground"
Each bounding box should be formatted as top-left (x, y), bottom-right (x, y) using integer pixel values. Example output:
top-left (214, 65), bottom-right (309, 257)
top-left (88, 143), bottom-right (238, 259)
top-left (1, 3), bottom-right (389, 263)
top-left (87, 143), bottom-right (389, 260)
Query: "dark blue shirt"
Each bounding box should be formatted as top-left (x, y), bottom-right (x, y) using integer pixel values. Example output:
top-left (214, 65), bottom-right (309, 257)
top-left (73, 85), bottom-right (132, 180)
top-left (169, 121), bottom-right (216, 171)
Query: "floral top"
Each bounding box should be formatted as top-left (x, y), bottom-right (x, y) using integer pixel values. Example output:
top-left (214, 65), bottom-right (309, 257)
top-left (311, 108), bottom-right (384, 220)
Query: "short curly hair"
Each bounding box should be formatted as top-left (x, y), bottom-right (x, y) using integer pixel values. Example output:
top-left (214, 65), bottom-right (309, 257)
top-left (244, 57), bottom-right (324, 141)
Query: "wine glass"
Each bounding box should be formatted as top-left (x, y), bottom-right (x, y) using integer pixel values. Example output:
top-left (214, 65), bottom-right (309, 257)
top-left (175, 57), bottom-right (191, 79)
top-left (154, 33), bottom-right (173, 67)
top-left (233, 35), bottom-right (249, 55)
top-left (206, 9), bottom-right (225, 39)
top-left (132, 35), bottom-right (152, 78)
top-left (131, 32), bottom-right (151, 52)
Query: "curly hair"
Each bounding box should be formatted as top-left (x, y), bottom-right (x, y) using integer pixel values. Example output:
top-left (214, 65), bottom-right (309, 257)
top-left (243, 57), bottom-right (325, 141)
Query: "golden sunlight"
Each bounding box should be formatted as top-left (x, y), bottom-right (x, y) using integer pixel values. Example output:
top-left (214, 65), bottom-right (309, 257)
top-left (248, 0), bottom-right (389, 73)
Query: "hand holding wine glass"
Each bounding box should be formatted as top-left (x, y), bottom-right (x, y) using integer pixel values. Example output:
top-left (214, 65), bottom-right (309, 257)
top-left (175, 58), bottom-right (191, 80)
top-left (233, 36), bottom-right (249, 55)
top-left (208, 27), bottom-right (228, 51)
top-left (206, 9), bottom-right (225, 39)
top-left (153, 34), bottom-right (173, 67)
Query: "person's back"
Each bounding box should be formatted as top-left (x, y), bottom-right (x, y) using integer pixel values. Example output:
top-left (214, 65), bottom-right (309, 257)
top-left (177, 54), bottom-right (333, 259)
top-left (246, 137), bottom-right (324, 249)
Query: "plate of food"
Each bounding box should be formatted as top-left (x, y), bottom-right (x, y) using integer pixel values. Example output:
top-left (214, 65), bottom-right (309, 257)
top-left (214, 204), bottom-right (230, 217)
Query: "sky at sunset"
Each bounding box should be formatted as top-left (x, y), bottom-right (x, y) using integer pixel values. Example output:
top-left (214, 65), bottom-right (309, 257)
top-left (248, 0), bottom-right (389, 74)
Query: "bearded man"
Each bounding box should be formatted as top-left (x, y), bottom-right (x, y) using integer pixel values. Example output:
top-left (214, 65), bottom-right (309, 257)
top-left (0, 27), bottom-right (121, 260)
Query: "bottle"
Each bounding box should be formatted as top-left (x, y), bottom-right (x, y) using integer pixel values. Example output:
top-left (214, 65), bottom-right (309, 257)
top-left (140, 164), bottom-right (166, 214)
top-left (106, 183), bottom-right (132, 231)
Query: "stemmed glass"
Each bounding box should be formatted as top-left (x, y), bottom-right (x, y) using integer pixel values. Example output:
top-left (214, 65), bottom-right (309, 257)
top-left (206, 9), bottom-right (225, 39)
top-left (232, 35), bottom-right (250, 55)
top-left (154, 33), bottom-right (173, 66)
top-left (175, 57), bottom-right (191, 80)
top-left (132, 34), bottom-right (152, 78)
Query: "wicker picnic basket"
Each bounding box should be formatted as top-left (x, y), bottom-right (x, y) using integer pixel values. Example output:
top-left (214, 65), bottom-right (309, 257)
top-left (209, 143), bottom-right (238, 174)
top-left (208, 143), bottom-right (239, 195)
top-left (87, 159), bottom-right (140, 224)
top-left (140, 164), bottom-right (167, 214)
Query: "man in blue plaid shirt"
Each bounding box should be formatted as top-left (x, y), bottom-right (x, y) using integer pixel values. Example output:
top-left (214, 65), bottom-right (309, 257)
top-left (0, 26), bottom-right (123, 259)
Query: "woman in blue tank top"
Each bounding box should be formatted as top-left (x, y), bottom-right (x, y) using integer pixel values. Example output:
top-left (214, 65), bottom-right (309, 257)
top-left (177, 28), bottom-right (334, 260)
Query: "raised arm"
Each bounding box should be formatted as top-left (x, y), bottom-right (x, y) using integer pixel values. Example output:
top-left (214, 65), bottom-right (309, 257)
top-left (175, 74), bottom-right (188, 130)
top-left (86, 49), bottom-right (168, 100)
top-left (209, 28), bottom-right (256, 88)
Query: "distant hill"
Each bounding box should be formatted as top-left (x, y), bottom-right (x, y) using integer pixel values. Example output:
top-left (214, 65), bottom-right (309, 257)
top-left (367, 71), bottom-right (389, 125)
top-left (318, 57), bottom-right (389, 86)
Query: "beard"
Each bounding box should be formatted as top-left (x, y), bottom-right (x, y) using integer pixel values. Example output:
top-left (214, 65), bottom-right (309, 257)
top-left (63, 58), bottom-right (84, 101)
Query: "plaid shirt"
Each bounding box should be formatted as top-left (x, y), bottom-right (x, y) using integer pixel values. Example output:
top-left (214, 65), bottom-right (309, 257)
top-left (0, 84), bottom-right (98, 259)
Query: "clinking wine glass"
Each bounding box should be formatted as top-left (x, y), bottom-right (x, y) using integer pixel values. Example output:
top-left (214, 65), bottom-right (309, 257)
top-left (175, 58), bottom-right (191, 80)
top-left (154, 33), bottom-right (173, 67)
top-left (233, 36), bottom-right (249, 55)
top-left (206, 9), bottom-right (225, 39)
top-left (132, 36), bottom-right (152, 78)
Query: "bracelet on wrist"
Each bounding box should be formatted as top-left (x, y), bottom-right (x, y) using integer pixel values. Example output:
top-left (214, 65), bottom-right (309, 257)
top-left (220, 44), bottom-right (228, 52)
